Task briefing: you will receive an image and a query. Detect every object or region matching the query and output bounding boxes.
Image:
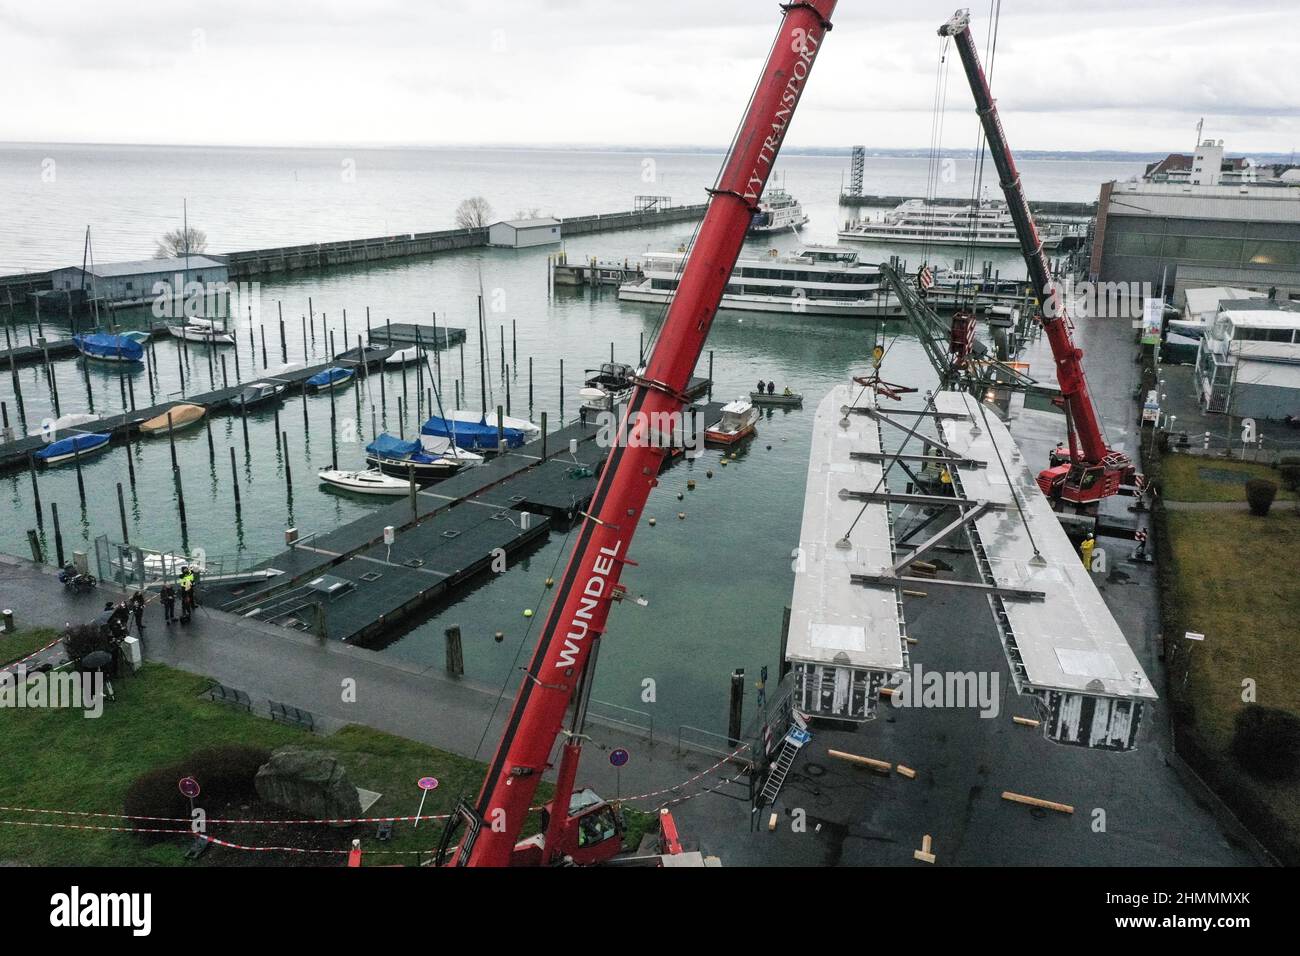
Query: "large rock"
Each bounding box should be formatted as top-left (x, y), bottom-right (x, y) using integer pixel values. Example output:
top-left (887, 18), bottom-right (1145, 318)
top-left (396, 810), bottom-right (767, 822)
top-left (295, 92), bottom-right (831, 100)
top-left (254, 748), bottom-right (362, 820)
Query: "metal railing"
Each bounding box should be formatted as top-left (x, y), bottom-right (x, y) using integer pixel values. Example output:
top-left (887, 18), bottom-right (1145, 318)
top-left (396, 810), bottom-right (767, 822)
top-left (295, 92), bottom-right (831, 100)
top-left (588, 698), bottom-right (655, 745)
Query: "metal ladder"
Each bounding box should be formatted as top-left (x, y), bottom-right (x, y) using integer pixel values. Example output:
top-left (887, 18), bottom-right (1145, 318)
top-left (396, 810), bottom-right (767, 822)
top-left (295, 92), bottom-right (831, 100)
top-left (758, 736), bottom-right (800, 808)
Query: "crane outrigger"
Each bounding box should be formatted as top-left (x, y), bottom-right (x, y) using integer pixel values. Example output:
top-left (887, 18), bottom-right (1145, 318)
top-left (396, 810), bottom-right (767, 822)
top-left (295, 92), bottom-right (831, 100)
top-left (439, 0), bottom-right (839, 867)
top-left (940, 9), bottom-right (1138, 508)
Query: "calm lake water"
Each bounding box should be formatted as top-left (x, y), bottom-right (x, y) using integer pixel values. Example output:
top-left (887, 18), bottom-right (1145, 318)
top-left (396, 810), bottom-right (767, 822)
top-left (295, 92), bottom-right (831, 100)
top-left (0, 144), bottom-right (1144, 734)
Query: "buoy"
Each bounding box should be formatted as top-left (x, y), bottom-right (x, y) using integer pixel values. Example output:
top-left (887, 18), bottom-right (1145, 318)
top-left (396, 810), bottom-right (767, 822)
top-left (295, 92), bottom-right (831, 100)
top-left (648, 517), bottom-right (657, 526)
top-left (677, 512), bottom-right (686, 520)
top-left (676, 492), bottom-right (684, 500)
top-left (706, 470), bottom-right (713, 479)
top-left (766, 445), bottom-right (772, 450)
top-left (720, 459), bottom-right (728, 467)
top-left (523, 609), bottom-right (533, 618)
top-left (494, 631), bottom-right (504, 643)
top-left (544, 577), bottom-right (554, 588)
top-left (687, 479), bottom-right (696, 490)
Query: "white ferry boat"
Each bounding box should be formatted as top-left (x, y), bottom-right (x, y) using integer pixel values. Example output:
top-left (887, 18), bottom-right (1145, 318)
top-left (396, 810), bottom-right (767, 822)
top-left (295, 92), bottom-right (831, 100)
top-left (618, 246), bottom-right (901, 318)
top-left (839, 199), bottom-right (1062, 250)
top-left (747, 188), bottom-right (810, 236)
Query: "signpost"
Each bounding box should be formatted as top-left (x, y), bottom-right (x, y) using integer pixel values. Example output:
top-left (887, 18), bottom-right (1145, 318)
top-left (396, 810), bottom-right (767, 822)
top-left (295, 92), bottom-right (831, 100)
top-left (414, 776), bottom-right (439, 828)
top-left (609, 749), bottom-right (629, 801)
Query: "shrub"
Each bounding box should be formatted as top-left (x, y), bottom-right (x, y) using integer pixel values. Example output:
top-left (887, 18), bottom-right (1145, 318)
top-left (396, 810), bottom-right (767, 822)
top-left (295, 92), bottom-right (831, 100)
top-left (1245, 478), bottom-right (1278, 516)
top-left (62, 623), bottom-right (110, 663)
top-left (122, 744), bottom-right (272, 841)
top-left (1231, 707), bottom-right (1300, 782)
top-left (1279, 464), bottom-right (1300, 493)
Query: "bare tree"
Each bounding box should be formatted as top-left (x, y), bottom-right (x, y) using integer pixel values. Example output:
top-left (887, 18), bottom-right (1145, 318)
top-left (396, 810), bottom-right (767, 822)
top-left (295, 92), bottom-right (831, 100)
top-left (156, 226), bottom-right (208, 258)
top-left (513, 207), bottom-right (542, 220)
top-left (454, 196), bottom-right (494, 229)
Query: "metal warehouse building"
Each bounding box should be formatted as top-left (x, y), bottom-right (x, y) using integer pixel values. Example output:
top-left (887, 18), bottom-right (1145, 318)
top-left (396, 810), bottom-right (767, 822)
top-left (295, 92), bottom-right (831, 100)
top-left (487, 218), bottom-right (562, 249)
top-left (47, 255), bottom-right (228, 307)
top-left (1089, 181), bottom-right (1300, 303)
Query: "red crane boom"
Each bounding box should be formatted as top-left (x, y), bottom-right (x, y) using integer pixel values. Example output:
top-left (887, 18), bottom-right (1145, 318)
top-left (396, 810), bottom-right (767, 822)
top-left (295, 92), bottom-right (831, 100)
top-left (449, 0), bottom-right (838, 867)
top-left (939, 9), bottom-right (1135, 505)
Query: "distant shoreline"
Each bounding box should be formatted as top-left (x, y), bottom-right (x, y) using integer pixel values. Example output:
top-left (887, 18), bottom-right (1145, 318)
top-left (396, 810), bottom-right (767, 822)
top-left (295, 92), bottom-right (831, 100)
top-left (0, 141), bottom-right (1289, 164)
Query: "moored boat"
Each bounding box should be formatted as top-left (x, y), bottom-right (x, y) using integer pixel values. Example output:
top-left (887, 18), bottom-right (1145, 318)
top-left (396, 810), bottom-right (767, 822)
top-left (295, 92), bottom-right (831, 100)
top-left (383, 346), bottom-right (426, 367)
top-left (318, 467), bottom-right (412, 496)
top-left (166, 319), bottom-right (235, 345)
top-left (364, 433), bottom-right (482, 479)
top-left (34, 432), bottom-right (111, 465)
top-left (749, 390), bottom-right (803, 407)
top-left (27, 412), bottom-right (101, 438)
top-left (705, 399), bottom-right (760, 444)
top-left (306, 366), bottom-right (355, 390)
top-left (139, 403), bottom-right (206, 436)
top-left (73, 333), bottom-right (144, 363)
top-left (228, 380), bottom-right (287, 410)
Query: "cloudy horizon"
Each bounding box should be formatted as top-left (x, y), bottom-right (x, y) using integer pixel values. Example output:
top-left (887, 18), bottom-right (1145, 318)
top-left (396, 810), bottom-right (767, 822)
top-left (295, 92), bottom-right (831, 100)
top-left (2, 0), bottom-right (1297, 156)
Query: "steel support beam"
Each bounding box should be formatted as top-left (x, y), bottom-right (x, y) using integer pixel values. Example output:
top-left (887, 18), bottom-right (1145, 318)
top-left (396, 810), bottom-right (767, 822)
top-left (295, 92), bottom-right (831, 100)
top-left (852, 572), bottom-right (1044, 602)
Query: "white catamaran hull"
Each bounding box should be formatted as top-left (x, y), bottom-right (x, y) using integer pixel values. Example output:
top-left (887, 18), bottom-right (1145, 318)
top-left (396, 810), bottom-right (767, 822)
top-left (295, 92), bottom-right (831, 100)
top-left (837, 229), bottom-right (1061, 250)
top-left (619, 284), bottom-right (902, 318)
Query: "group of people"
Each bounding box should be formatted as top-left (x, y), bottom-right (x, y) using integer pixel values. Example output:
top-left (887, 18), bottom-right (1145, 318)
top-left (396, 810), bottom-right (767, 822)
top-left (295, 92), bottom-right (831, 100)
top-left (755, 379), bottom-right (793, 397)
top-left (159, 565), bottom-right (199, 626)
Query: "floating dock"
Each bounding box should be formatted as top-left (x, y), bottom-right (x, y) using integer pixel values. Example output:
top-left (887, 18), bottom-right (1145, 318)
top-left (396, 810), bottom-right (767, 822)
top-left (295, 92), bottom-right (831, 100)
top-left (204, 400), bottom-right (723, 644)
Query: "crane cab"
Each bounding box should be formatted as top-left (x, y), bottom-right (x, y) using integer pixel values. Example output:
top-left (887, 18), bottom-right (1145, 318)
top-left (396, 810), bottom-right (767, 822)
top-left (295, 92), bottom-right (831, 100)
top-left (513, 787), bottom-right (626, 866)
top-left (1037, 460), bottom-right (1126, 507)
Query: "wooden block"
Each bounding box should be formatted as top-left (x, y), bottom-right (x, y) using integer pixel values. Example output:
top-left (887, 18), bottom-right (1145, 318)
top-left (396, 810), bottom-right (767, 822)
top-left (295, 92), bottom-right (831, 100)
top-left (828, 749), bottom-right (892, 774)
top-left (1001, 790), bottom-right (1074, 814)
top-left (912, 560), bottom-right (938, 573)
top-left (905, 636), bottom-right (919, 645)
top-left (896, 765), bottom-right (917, 779)
top-left (1012, 716), bottom-right (1040, 728)
top-left (767, 812), bottom-right (778, 832)
top-left (901, 589), bottom-right (928, 598)
top-left (913, 834), bottom-right (935, 864)
top-left (879, 685), bottom-right (897, 699)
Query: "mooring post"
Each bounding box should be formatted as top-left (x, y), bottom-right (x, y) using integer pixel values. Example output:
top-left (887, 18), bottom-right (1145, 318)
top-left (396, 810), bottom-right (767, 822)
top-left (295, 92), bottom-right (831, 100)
top-left (354, 336), bottom-right (363, 436)
top-left (708, 349), bottom-right (714, 397)
top-left (282, 430), bottom-right (293, 487)
top-left (229, 445), bottom-right (241, 514)
top-left (240, 399), bottom-right (250, 454)
top-left (124, 429), bottom-right (136, 487)
top-left (432, 312), bottom-right (442, 388)
top-left (301, 315), bottom-right (308, 363)
top-left (505, 365), bottom-right (511, 416)
top-left (274, 406), bottom-right (282, 454)
top-left (528, 356), bottom-right (533, 411)
top-left (167, 410), bottom-right (178, 470)
top-left (144, 348), bottom-right (156, 404)
top-left (260, 326), bottom-right (268, 369)
top-left (124, 370), bottom-right (133, 413)
top-left (204, 407), bottom-right (214, 461)
top-left (728, 668), bottom-right (745, 747)
top-left (398, 395), bottom-right (405, 440)
top-left (233, 327), bottom-right (241, 381)
top-left (279, 301), bottom-right (288, 363)
top-left (328, 369), bottom-right (338, 470)
top-left (408, 464), bottom-right (418, 523)
top-left (541, 411), bottom-right (547, 459)
top-left (639, 331), bottom-right (644, 365)
top-left (27, 528), bottom-right (43, 564)
top-left (52, 502), bottom-right (64, 567)
top-left (220, 354), bottom-right (229, 390)
top-left (27, 453), bottom-right (43, 529)
top-left (71, 441), bottom-right (86, 506)
top-left (559, 358), bottom-right (565, 422)
top-left (512, 319), bottom-right (517, 370)
top-left (308, 296), bottom-right (315, 347)
top-left (301, 380), bottom-right (309, 431)
top-left (445, 625), bottom-right (464, 678)
top-left (497, 405), bottom-right (505, 452)
top-left (116, 481), bottom-right (129, 543)
top-left (343, 309), bottom-right (349, 353)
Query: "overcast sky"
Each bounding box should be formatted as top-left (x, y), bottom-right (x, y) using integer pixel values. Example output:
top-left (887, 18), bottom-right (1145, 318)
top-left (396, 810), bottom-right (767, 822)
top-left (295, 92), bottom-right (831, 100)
top-left (2, 0), bottom-right (1297, 155)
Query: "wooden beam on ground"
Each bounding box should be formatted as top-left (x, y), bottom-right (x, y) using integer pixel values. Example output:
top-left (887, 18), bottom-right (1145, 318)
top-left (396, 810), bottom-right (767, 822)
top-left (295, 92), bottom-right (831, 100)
top-left (896, 765), bottom-right (917, 779)
top-left (1012, 716), bottom-right (1041, 728)
top-left (1001, 791), bottom-right (1074, 814)
top-left (913, 834), bottom-right (935, 864)
top-left (829, 749), bottom-right (892, 774)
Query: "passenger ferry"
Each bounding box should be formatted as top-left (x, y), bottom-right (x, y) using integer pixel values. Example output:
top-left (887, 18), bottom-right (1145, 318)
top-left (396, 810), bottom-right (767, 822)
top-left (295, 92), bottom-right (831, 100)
top-left (747, 188), bottom-right (809, 236)
top-left (839, 199), bottom-right (1062, 250)
top-left (618, 246), bottom-right (901, 318)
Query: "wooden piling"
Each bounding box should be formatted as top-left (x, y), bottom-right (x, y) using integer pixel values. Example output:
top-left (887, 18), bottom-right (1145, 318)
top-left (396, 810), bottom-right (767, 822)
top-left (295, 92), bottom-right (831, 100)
top-left (445, 625), bottom-right (464, 677)
top-left (27, 453), bottom-right (43, 529)
top-left (727, 669), bottom-right (745, 746)
top-left (278, 301), bottom-right (287, 363)
top-left (229, 445), bottom-right (241, 513)
top-left (260, 326), bottom-right (268, 369)
top-left (282, 430), bottom-right (293, 487)
top-left (52, 502), bottom-right (64, 567)
top-left (71, 441), bottom-right (86, 506)
top-left (116, 482), bottom-right (129, 543)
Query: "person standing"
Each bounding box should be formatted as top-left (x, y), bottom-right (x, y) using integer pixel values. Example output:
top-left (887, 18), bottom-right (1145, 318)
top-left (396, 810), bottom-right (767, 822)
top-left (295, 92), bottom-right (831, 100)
top-left (160, 582), bottom-right (176, 625)
top-left (129, 591), bottom-right (147, 637)
top-left (1080, 533), bottom-right (1096, 570)
top-left (179, 567), bottom-right (194, 625)
top-left (756, 379), bottom-right (766, 394)
top-left (767, 381), bottom-right (775, 395)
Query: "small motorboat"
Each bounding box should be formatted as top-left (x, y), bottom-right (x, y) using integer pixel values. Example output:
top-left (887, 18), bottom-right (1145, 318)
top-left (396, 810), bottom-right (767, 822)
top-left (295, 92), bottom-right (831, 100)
top-left (705, 399), bottom-right (759, 444)
top-left (27, 412), bottom-right (101, 438)
top-left (749, 390), bottom-right (803, 407)
top-left (335, 343), bottom-right (387, 364)
top-left (73, 333), bottom-right (144, 363)
top-left (139, 403), bottom-right (207, 436)
top-left (365, 433), bottom-right (482, 478)
top-left (34, 432), bottom-right (111, 465)
top-left (383, 346), bottom-right (426, 367)
top-left (306, 366), bottom-right (356, 390)
top-left (580, 362), bottom-right (636, 413)
top-left (228, 380), bottom-right (287, 411)
top-left (318, 467), bottom-right (412, 496)
top-left (166, 319), bottom-right (235, 345)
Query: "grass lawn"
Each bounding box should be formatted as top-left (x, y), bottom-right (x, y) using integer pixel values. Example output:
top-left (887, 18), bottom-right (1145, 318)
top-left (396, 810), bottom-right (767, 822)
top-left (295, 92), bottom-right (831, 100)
top-left (1160, 455), bottom-right (1296, 503)
top-left (0, 664), bottom-right (567, 866)
top-left (0, 628), bottom-right (61, 668)
top-left (1160, 507), bottom-right (1300, 860)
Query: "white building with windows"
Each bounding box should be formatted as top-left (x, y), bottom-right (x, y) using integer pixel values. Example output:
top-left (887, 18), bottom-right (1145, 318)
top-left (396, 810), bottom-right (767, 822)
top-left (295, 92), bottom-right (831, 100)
top-left (487, 218), bottom-right (561, 248)
top-left (1194, 307), bottom-right (1300, 418)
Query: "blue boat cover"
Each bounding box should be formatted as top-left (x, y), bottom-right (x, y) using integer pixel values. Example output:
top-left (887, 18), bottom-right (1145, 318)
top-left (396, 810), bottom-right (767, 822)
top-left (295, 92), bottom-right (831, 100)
top-left (421, 415), bottom-right (525, 450)
top-left (74, 333), bottom-right (144, 361)
top-left (366, 433), bottom-right (421, 458)
top-left (35, 433), bottom-right (110, 460)
top-left (307, 366), bottom-right (353, 387)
